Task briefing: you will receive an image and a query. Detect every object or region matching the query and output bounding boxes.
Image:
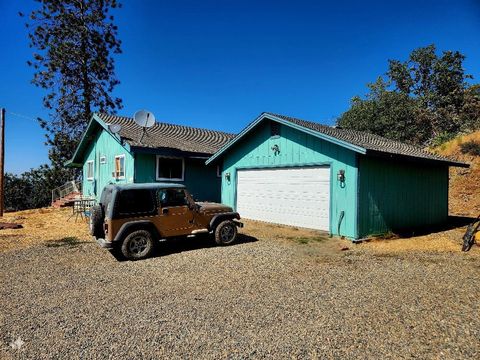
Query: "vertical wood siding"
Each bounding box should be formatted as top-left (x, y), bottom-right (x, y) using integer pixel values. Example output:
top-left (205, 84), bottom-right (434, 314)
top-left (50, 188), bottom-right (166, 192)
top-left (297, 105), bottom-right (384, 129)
top-left (221, 120), bottom-right (358, 238)
top-left (82, 130), bottom-right (134, 200)
top-left (357, 156), bottom-right (448, 237)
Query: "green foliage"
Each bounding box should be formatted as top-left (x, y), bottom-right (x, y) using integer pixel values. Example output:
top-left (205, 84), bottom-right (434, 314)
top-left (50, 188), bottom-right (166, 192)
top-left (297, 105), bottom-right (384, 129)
top-left (4, 173), bottom-right (31, 211)
top-left (22, 0), bottom-right (123, 172)
top-left (338, 45), bottom-right (480, 146)
top-left (430, 132), bottom-right (457, 147)
top-left (338, 78), bottom-right (428, 144)
top-left (459, 140), bottom-right (480, 156)
top-left (5, 166), bottom-right (63, 211)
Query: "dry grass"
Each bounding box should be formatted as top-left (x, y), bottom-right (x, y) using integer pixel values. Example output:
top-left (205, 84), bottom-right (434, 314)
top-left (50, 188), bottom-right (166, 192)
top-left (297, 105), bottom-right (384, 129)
top-left (0, 207), bottom-right (478, 257)
top-left (0, 207), bottom-right (90, 253)
top-left (432, 130), bottom-right (480, 217)
top-left (360, 227), bottom-right (479, 255)
top-left (239, 219), bottom-right (353, 257)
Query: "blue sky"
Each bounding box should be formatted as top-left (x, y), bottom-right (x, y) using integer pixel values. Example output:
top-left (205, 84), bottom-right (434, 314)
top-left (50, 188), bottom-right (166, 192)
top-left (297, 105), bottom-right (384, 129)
top-left (1, 0), bottom-right (479, 174)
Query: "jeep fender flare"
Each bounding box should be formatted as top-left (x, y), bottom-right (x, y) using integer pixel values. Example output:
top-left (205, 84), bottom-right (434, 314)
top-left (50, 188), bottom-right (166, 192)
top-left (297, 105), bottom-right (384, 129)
top-left (209, 212), bottom-right (240, 231)
top-left (114, 220), bottom-right (160, 243)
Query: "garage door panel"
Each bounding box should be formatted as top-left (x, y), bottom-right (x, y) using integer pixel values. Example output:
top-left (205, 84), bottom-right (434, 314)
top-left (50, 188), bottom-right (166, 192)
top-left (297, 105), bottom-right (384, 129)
top-left (236, 167), bottom-right (330, 231)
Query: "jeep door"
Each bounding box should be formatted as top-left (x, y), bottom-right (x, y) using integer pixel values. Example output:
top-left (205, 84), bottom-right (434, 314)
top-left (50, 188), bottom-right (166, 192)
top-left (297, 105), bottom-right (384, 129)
top-left (155, 188), bottom-right (195, 237)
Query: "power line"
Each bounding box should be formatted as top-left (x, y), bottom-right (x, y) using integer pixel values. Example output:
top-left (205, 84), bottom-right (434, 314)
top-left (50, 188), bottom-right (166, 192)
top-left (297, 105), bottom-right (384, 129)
top-left (6, 110), bottom-right (40, 122)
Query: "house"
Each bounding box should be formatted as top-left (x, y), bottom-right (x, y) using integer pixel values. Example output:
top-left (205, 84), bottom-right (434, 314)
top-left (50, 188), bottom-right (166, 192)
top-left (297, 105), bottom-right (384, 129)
top-left (206, 112), bottom-right (469, 239)
top-left (66, 113), bottom-right (234, 202)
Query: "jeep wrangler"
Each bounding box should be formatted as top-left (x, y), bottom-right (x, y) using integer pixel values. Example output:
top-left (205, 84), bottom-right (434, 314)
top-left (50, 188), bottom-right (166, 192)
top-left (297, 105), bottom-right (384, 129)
top-left (89, 183), bottom-right (243, 260)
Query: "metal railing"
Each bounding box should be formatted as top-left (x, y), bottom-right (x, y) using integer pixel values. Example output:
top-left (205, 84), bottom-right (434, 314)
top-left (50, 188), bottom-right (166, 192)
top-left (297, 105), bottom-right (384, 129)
top-left (51, 180), bottom-right (82, 204)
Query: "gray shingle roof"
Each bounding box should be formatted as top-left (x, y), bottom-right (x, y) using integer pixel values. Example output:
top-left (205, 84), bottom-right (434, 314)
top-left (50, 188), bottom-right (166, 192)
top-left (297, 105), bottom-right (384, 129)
top-left (265, 113), bottom-right (468, 167)
top-left (97, 113), bottom-right (235, 155)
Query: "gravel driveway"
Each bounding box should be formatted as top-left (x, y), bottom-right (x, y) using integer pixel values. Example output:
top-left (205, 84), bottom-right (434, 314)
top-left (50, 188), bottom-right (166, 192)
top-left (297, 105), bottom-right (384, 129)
top-left (1, 232), bottom-right (480, 359)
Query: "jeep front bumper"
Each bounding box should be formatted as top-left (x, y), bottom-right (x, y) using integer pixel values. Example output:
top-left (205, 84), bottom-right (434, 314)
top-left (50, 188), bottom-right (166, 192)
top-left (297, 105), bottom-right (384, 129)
top-left (234, 221), bottom-right (244, 228)
top-left (94, 236), bottom-right (113, 249)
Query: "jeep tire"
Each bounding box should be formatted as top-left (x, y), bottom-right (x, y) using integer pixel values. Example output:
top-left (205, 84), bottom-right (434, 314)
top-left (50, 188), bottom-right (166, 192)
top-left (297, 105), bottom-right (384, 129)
top-left (214, 220), bottom-right (237, 245)
top-left (121, 230), bottom-right (155, 260)
top-left (89, 205), bottom-right (104, 238)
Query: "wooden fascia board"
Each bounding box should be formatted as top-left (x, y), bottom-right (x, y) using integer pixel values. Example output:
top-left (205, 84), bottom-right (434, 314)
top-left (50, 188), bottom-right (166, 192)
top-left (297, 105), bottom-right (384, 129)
top-left (206, 113), bottom-right (366, 164)
top-left (65, 113), bottom-right (132, 167)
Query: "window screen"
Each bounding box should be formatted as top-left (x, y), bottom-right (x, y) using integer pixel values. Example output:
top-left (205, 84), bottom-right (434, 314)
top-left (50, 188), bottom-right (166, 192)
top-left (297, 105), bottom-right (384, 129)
top-left (117, 189), bottom-right (155, 216)
top-left (157, 157), bottom-right (183, 180)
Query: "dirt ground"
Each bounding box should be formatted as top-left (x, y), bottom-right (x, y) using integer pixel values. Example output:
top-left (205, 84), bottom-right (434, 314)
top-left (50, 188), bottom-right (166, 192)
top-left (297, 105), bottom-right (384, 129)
top-left (1, 208), bottom-right (480, 359)
top-left (0, 208), bottom-right (90, 253)
top-left (0, 207), bottom-right (478, 257)
top-left (433, 130), bottom-right (480, 217)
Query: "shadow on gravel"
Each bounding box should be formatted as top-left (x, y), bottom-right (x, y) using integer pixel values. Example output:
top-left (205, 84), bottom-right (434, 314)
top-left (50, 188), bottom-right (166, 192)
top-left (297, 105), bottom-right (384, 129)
top-left (394, 215), bottom-right (476, 238)
top-left (45, 236), bottom-right (90, 248)
top-left (111, 233), bottom-right (258, 261)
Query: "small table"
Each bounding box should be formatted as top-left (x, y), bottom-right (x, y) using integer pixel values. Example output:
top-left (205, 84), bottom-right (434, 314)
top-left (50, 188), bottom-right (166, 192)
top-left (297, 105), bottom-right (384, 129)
top-left (69, 198), bottom-right (97, 222)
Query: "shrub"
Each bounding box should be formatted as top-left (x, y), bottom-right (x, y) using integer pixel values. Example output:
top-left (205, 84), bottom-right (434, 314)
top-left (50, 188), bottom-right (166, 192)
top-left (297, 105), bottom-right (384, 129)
top-left (460, 140), bottom-right (480, 156)
top-left (430, 131), bottom-right (457, 147)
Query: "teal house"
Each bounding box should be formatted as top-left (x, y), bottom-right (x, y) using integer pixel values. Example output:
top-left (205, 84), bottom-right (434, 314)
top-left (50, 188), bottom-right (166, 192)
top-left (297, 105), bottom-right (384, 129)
top-left (67, 113), bottom-right (234, 202)
top-left (207, 112), bottom-right (468, 239)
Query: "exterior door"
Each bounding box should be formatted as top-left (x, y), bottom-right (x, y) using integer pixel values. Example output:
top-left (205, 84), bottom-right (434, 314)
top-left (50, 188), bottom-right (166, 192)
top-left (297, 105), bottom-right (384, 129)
top-left (236, 166), bottom-right (330, 231)
top-left (154, 188), bottom-right (195, 237)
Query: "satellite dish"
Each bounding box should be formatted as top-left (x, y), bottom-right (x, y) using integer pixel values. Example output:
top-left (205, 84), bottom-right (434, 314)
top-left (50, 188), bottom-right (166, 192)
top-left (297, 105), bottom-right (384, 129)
top-left (108, 124), bottom-right (122, 134)
top-left (133, 110), bottom-right (155, 128)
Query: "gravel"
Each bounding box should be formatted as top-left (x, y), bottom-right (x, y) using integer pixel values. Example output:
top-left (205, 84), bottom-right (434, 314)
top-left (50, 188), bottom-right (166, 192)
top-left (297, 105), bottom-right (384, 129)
top-left (1, 235), bottom-right (480, 359)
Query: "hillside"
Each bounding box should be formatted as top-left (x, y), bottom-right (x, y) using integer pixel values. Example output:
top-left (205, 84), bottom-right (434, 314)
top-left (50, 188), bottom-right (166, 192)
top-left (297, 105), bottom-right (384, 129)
top-left (432, 131), bottom-right (480, 217)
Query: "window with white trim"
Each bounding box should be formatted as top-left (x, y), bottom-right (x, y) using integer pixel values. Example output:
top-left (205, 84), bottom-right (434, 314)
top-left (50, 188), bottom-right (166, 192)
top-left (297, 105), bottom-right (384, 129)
top-left (114, 155), bottom-right (125, 179)
top-left (156, 156), bottom-right (184, 181)
top-left (86, 160), bottom-right (94, 180)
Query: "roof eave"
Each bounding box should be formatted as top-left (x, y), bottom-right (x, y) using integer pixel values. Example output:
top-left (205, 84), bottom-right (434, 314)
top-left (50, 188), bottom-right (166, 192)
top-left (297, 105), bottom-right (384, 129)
top-left (206, 113), bottom-right (367, 164)
top-left (65, 113), bottom-right (131, 167)
top-left (365, 150), bottom-right (470, 168)
top-left (129, 145), bottom-right (215, 158)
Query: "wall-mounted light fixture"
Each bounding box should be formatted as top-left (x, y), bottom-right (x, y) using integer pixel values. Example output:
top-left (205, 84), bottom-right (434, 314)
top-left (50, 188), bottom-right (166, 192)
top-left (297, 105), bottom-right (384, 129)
top-left (337, 169), bottom-right (345, 188)
top-left (225, 172), bottom-right (231, 182)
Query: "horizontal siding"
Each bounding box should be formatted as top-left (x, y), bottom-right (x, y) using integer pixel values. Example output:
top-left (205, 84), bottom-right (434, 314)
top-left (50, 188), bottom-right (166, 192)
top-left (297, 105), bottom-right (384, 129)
top-left (358, 156), bottom-right (448, 237)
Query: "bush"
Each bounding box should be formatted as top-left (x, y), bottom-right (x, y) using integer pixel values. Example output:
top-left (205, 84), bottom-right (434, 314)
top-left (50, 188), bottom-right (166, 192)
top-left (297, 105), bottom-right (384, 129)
top-left (430, 131), bottom-right (458, 147)
top-left (460, 140), bottom-right (480, 156)
top-left (4, 165), bottom-right (70, 211)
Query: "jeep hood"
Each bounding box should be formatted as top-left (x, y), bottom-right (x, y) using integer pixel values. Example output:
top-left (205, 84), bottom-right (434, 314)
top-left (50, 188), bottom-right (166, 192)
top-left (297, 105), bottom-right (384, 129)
top-left (196, 202), bottom-right (233, 214)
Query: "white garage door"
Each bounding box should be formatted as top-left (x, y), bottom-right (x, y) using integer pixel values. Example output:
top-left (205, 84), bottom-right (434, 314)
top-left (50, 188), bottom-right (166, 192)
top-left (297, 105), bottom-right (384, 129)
top-left (236, 167), bottom-right (330, 231)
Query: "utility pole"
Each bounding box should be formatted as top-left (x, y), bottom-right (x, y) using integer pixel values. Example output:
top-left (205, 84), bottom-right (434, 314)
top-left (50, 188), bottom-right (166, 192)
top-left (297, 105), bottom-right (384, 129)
top-left (0, 108), bottom-right (4, 216)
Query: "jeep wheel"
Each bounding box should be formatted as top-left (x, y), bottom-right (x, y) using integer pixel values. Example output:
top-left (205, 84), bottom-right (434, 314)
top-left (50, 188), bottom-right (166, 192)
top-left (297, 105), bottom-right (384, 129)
top-left (121, 230), bottom-right (154, 260)
top-left (214, 220), bottom-right (237, 245)
top-left (89, 205), bottom-right (104, 238)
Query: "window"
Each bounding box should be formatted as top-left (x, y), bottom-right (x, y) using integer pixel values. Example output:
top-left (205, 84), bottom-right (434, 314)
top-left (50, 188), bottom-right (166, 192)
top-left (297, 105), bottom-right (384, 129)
top-left (157, 188), bottom-right (188, 208)
top-left (114, 155), bottom-right (125, 179)
top-left (271, 122), bottom-right (281, 138)
top-left (116, 189), bottom-right (155, 216)
top-left (86, 160), bottom-right (94, 180)
top-left (99, 156), bottom-right (106, 164)
top-left (156, 156), bottom-right (184, 181)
